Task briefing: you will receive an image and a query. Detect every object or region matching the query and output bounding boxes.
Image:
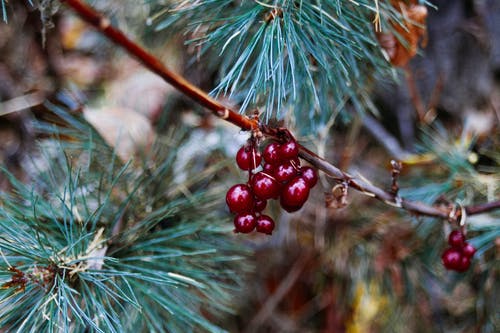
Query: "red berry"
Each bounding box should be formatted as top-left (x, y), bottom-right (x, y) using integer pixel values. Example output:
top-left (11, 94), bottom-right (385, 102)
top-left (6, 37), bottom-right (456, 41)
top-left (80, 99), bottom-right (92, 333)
top-left (280, 177), bottom-right (310, 208)
top-left (441, 248), bottom-right (462, 270)
top-left (251, 172), bottom-right (281, 200)
top-left (280, 140), bottom-right (299, 160)
top-left (300, 166), bottom-right (318, 187)
top-left (254, 198), bottom-right (267, 212)
top-left (234, 213), bottom-right (256, 233)
top-left (263, 142), bottom-right (282, 165)
top-left (226, 184), bottom-right (254, 213)
top-left (256, 215), bottom-right (275, 235)
top-left (462, 243), bottom-right (476, 258)
top-left (456, 256), bottom-right (471, 272)
top-left (448, 230), bottom-right (465, 248)
top-left (274, 162), bottom-right (297, 183)
top-left (263, 163), bottom-right (275, 174)
top-left (280, 201), bottom-right (303, 213)
top-left (236, 146), bottom-right (262, 170)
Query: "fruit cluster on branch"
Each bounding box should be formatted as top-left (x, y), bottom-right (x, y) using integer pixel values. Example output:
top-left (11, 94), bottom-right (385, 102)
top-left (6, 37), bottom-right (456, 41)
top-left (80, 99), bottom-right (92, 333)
top-left (227, 134), bottom-right (318, 234)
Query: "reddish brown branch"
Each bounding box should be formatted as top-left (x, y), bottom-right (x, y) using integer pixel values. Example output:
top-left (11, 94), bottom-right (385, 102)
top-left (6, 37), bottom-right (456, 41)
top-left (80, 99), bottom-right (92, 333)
top-left (61, 0), bottom-right (500, 220)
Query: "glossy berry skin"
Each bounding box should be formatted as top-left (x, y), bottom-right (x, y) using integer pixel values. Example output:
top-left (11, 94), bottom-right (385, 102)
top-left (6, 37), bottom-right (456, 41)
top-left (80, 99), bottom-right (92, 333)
top-left (300, 166), bottom-right (318, 187)
top-left (263, 143), bottom-right (282, 165)
top-left (236, 146), bottom-right (262, 171)
top-left (274, 162), bottom-right (297, 183)
top-left (441, 248), bottom-right (462, 271)
top-left (456, 256), bottom-right (471, 272)
top-left (226, 184), bottom-right (254, 213)
top-left (462, 243), bottom-right (476, 258)
top-left (280, 140), bottom-right (299, 160)
top-left (263, 163), bottom-right (275, 174)
top-left (280, 177), bottom-right (310, 208)
top-left (251, 172), bottom-right (281, 200)
top-left (256, 215), bottom-right (275, 235)
top-left (234, 213), bottom-right (257, 233)
top-left (254, 198), bottom-right (267, 212)
top-left (448, 230), bottom-right (465, 248)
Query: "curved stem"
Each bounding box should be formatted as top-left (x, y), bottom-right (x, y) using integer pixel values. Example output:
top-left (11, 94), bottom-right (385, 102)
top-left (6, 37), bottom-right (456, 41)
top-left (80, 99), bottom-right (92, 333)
top-left (61, 0), bottom-right (499, 220)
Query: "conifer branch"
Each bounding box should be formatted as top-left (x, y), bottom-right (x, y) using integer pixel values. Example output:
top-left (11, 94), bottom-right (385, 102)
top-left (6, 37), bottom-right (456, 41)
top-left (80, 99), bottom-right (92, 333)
top-left (61, 0), bottom-right (500, 221)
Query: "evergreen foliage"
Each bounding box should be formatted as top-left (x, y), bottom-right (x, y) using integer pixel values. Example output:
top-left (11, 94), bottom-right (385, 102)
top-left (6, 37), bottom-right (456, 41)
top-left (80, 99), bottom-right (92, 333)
top-left (152, 0), bottom-right (406, 128)
top-left (0, 103), bottom-right (249, 332)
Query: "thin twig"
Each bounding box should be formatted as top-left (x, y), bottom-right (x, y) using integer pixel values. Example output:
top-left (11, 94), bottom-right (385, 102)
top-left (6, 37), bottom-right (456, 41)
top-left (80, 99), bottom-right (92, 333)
top-left (61, 0), bottom-right (500, 220)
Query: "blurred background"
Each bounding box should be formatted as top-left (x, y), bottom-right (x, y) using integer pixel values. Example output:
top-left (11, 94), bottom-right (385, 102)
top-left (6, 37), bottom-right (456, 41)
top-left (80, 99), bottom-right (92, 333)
top-left (0, 1), bottom-right (499, 332)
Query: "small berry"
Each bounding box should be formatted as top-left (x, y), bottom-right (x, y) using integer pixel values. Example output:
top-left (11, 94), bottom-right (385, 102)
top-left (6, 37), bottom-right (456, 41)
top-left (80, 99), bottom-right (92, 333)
top-left (236, 146), bottom-right (262, 171)
top-left (462, 243), bottom-right (476, 258)
top-left (448, 230), bottom-right (465, 248)
top-left (274, 162), bottom-right (297, 183)
top-left (251, 172), bottom-right (281, 200)
top-left (300, 166), bottom-right (318, 187)
top-left (254, 198), bottom-right (267, 212)
top-left (280, 176), bottom-right (310, 208)
top-left (226, 184), bottom-right (254, 213)
top-left (456, 255), bottom-right (471, 272)
top-left (280, 140), bottom-right (299, 160)
top-left (441, 248), bottom-right (462, 271)
top-left (263, 142), bottom-right (282, 165)
top-left (234, 213), bottom-right (257, 233)
top-left (256, 215), bottom-right (275, 235)
top-left (263, 163), bottom-right (275, 174)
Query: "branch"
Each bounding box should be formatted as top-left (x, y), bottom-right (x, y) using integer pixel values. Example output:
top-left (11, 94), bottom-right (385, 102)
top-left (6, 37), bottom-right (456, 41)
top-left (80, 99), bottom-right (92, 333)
top-left (61, 0), bottom-right (500, 220)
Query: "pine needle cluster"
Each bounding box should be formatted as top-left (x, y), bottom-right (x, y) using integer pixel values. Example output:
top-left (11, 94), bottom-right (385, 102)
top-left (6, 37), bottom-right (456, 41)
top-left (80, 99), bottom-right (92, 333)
top-left (0, 104), bottom-right (249, 332)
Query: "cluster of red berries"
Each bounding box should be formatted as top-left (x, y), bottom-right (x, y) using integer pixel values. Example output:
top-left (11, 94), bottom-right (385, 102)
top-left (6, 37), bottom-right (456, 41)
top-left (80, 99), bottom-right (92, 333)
top-left (441, 230), bottom-right (476, 272)
top-left (226, 139), bottom-right (318, 235)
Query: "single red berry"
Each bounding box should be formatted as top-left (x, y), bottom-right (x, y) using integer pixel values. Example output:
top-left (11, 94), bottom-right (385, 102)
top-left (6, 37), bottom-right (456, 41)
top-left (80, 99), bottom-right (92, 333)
top-left (300, 166), bottom-right (318, 187)
top-left (263, 142), bottom-right (282, 165)
top-left (250, 172), bottom-right (281, 200)
top-left (274, 162), bottom-right (297, 183)
top-left (263, 163), bottom-right (275, 174)
top-left (254, 198), bottom-right (267, 212)
top-left (456, 256), bottom-right (471, 272)
top-left (236, 146), bottom-right (262, 170)
top-left (448, 230), bottom-right (465, 248)
top-left (256, 215), bottom-right (275, 235)
top-left (226, 184), bottom-right (254, 213)
top-left (234, 213), bottom-right (256, 233)
top-left (280, 140), bottom-right (299, 160)
top-left (441, 248), bottom-right (462, 271)
top-left (280, 176), bottom-right (310, 208)
top-left (462, 242), bottom-right (476, 258)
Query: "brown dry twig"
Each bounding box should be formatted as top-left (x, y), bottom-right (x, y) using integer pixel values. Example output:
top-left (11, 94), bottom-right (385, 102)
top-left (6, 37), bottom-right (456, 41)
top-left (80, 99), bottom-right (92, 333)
top-left (60, 0), bottom-right (500, 220)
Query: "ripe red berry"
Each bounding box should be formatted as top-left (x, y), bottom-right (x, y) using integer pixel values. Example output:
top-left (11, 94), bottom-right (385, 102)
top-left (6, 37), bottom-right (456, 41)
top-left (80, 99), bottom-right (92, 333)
top-left (280, 176), bottom-right (310, 208)
top-left (256, 215), bottom-right (275, 235)
top-left (226, 184), bottom-right (254, 213)
top-left (263, 163), bottom-right (275, 174)
top-left (236, 146), bottom-right (262, 170)
top-left (300, 166), bottom-right (318, 187)
top-left (441, 248), bottom-right (462, 271)
top-left (456, 255), bottom-right (471, 272)
top-left (280, 140), bottom-right (299, 160)
top-left (251, 172), bottom-right (281, 200)
top-left (448, 230), bottom-right (465, 248)
top-left (462, 242), bottom-right (476, 258)
top-left (274, 162), bottom-right (297, 183)
top-left (263, 142), bottom-right (282, 165)
top-left (279, 201), bottom-right (303, 213)
top-left (254, 198), bottom-right (267, 212)
top-left (234, 213), bottom-right (257, 233)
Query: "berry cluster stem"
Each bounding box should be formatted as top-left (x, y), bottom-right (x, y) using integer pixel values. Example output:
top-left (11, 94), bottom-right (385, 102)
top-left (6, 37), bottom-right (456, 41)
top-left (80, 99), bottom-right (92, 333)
top-left (61, 0), bottom-right (500, 220)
